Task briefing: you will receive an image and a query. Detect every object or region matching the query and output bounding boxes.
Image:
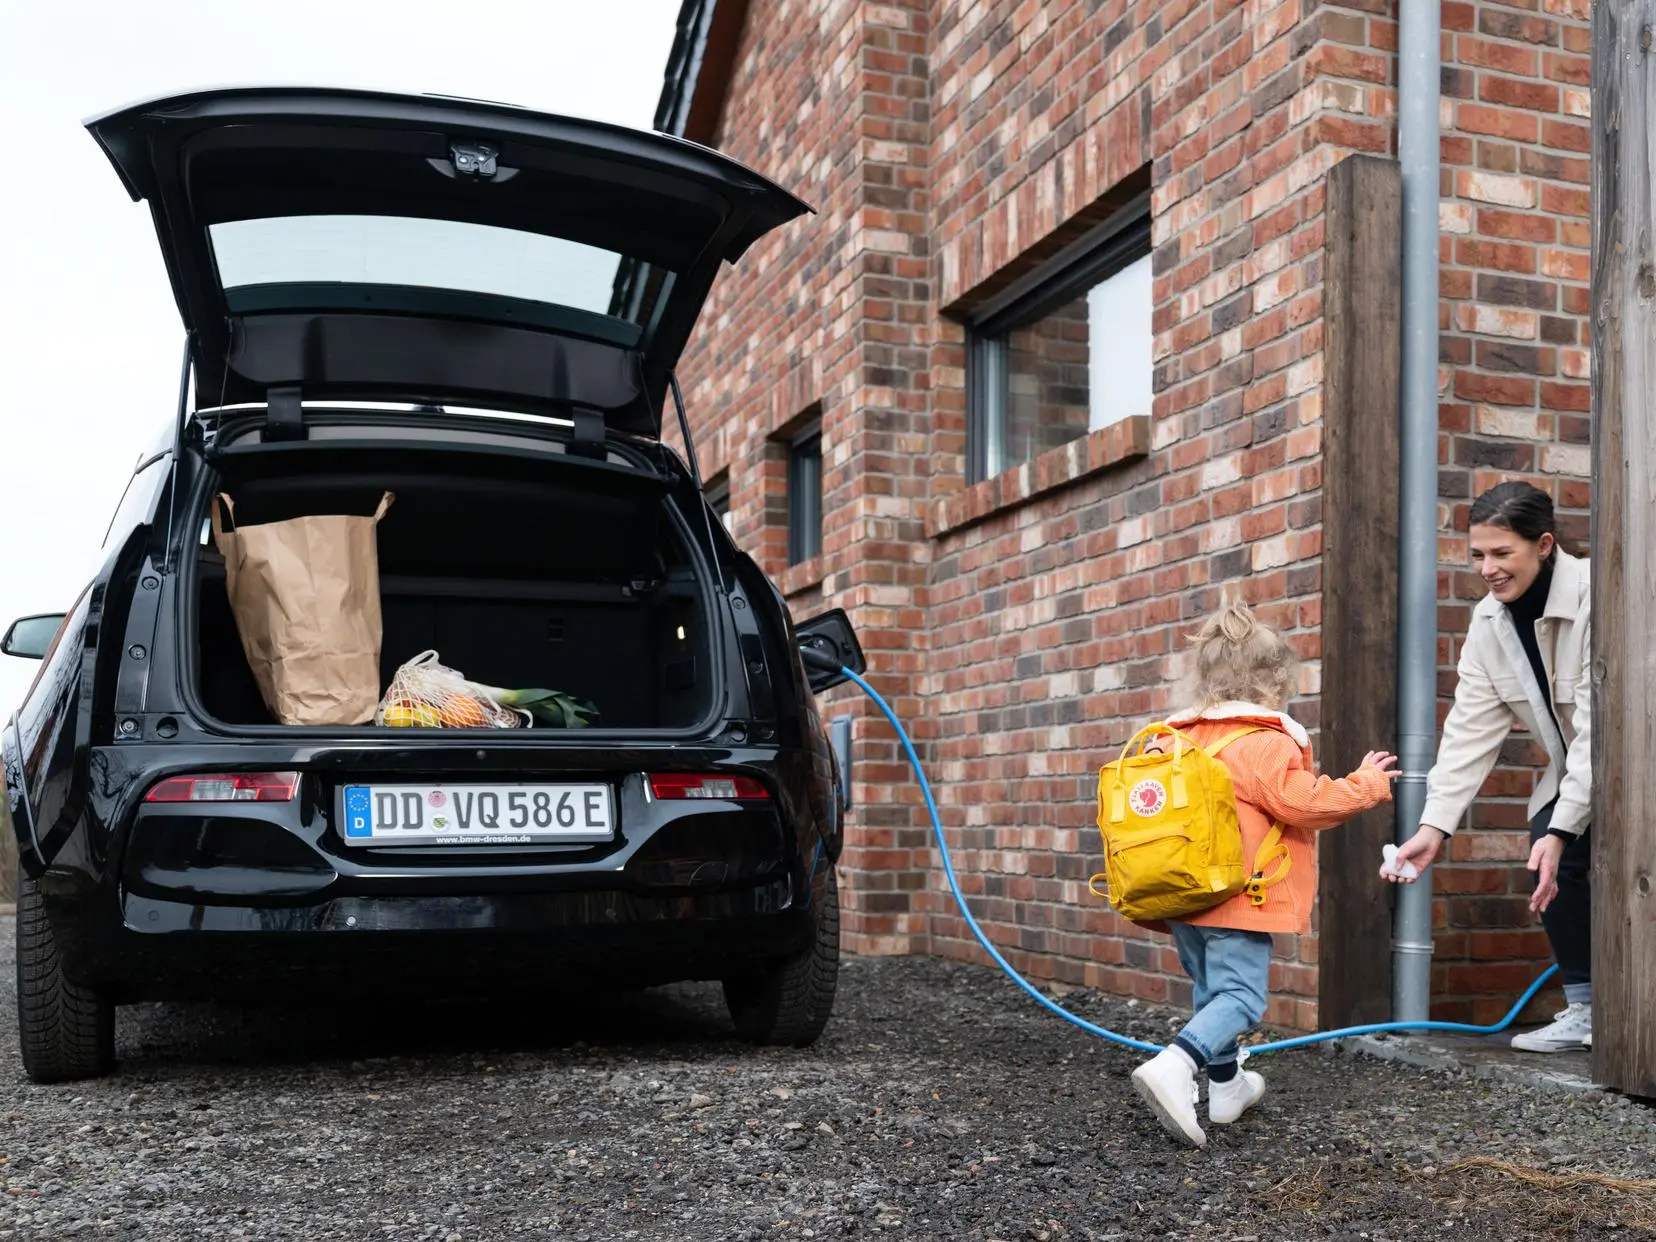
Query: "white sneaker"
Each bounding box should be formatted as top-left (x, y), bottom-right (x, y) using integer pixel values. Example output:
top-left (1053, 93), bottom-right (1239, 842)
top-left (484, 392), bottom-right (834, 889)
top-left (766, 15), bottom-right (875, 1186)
top-left (1208, 1069), bottom-right (1267, 1125)
top-left (1131, 1048), bottom-right (1206, 1148)
top-left (1510, 1003), bottom-right (1592, 1053)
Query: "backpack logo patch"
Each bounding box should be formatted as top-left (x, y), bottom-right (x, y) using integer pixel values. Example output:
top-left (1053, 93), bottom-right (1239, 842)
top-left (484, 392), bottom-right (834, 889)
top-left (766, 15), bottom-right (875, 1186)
top-left (1128, 779), bottom-right (1168, 818)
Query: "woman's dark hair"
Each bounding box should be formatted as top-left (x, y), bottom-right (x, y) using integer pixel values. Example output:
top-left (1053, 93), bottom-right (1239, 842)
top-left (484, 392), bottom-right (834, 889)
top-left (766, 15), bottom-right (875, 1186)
top-left (1468, 481), bottom-right (1557, 550)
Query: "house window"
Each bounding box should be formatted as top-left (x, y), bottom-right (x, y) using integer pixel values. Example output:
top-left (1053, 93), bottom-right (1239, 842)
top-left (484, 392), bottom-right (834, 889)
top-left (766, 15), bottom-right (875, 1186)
top-left (787, 428), bottom-right (823, 565)
top-left (705, 475), bottom-right (732, 533)
top-left (966, 203), bottom-right (1153, 482)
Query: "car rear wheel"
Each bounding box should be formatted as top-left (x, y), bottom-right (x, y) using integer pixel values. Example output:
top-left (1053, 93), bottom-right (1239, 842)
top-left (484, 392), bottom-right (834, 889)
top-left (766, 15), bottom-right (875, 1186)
top-left (723, 868), bottom-right (839, 1046)
top-left (16, 878), bottom-right (115, 1083)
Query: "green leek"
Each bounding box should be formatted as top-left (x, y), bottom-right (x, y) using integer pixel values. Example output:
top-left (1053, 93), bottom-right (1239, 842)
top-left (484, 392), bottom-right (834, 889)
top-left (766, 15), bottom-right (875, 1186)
top-left (462, 681), bottom-right (599, 728)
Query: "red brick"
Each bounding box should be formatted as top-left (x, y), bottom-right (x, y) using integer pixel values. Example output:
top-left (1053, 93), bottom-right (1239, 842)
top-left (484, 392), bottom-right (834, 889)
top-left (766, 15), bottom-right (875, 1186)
top-left (1457, 36), bottom-right (1539, 76)
top-left (1476, 208), bottom-right (1557, 243)
top-left (1540, 380), bottom-right (1590, 411)
top-left (1455, 104), bottom-right (1539, 143)
top-left (1559, 479), bottom-right (1591, 508)
top-left (1455, 239), bottom-right (1537, 274)
top-left (1542, 118), bottom-right (1591, 153)
top-left (1540, 247), bottom-right (1589, 282)
top-left (1442, 269), bottom-right (1475, 299)
top-left (1433, 865), bottom-right (1515, 895)
top-left (1474, 140), bottom-right (1520, 174)
top-left (1311, 114), bottom-right (1391, 154)
top-left (1478, 9), bottom-right (1559, 45)
top-left (1520, 149), bottom-right (1590, 185)
top-left (1478, 76), bottom-right (1560, 113)
top-left (1543, 51), bottom-right (1591, 86)
top-left (1470, 930), bottom-right (1553, 961)
top-left (1475, 340), bottom-right (1556, 376)
top-left (1454, 372), bottom-right (1538, 406)
top-left (1308, 42), bottom-right (1392, 84)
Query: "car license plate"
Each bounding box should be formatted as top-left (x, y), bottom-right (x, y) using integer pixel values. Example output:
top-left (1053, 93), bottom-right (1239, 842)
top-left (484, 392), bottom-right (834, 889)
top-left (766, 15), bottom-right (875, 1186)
top-left (339, 783), bottom-right (613, 846)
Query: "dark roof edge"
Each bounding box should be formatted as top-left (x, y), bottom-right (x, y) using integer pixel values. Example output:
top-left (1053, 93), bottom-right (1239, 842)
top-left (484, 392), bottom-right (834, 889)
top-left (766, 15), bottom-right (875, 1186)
top-left (653, 0), bottom-right (750, 145)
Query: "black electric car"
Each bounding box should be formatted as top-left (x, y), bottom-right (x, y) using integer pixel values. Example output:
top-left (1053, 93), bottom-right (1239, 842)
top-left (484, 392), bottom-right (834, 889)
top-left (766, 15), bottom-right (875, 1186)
top-left (1, 87), bottom-right (865, 1083)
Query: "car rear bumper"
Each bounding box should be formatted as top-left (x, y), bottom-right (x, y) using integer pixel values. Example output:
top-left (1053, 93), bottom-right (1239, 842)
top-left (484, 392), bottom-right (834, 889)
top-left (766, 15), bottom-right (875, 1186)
top-left (18, 738), bottom-right (839, 1002)
top-left (45, 878), bottom-right (817, 1002)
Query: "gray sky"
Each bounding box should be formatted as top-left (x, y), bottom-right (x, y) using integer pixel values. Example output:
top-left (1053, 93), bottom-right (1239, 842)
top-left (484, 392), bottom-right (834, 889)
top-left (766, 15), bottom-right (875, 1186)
top-left (0, 0), bottom-right (681, 715)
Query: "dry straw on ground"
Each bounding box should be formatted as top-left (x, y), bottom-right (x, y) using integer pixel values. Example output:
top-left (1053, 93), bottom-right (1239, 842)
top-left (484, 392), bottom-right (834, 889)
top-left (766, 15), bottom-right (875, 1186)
top-left (1442, 1156), bottom-right (1656, 1233)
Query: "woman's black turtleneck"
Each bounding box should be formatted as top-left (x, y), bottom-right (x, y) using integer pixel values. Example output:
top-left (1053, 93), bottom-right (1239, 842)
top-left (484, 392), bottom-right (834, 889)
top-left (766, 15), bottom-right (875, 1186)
top-left (1504, 556), bottom-right (1559, 737)
top-left (1504, 557), bottom-right (1577, 845)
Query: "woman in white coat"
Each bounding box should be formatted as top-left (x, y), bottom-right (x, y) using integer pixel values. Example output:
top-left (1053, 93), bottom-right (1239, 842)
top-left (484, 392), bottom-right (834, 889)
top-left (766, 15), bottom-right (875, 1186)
top-left (1384, 482), bottom-right (1593, 1053)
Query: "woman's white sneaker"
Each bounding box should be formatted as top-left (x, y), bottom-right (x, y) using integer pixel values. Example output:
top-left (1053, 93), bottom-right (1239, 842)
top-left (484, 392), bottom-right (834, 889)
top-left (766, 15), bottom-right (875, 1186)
top-left (1207, 1069), bottom-right (1267, 1125)
top-left (1510, 1002), bottom-right (1592, 1052)
top-left (1131, 1048), bottom-right (1206, 1148)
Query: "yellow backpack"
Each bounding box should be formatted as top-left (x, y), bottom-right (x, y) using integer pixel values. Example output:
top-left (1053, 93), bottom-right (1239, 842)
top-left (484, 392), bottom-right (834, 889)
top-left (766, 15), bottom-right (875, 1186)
top-left (1090, 722), bottom-right (1291, 923)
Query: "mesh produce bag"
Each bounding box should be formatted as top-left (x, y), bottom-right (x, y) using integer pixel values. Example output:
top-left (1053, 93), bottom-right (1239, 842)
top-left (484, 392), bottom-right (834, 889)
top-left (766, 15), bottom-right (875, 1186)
top-left (376, 651), bottom-right (528, 729)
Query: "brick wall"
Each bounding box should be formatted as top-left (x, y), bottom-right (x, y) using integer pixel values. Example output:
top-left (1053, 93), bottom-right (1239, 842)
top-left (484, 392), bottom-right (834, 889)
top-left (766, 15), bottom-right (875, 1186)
top-left (1431, 0), bottom-right (1591, 1023)
top-left (671, 0), bottom-right (1590, 1029)
top-left (918, 0), bottom-right (1398, 1031)
top-left (666, 0), bottom-right (940, 956)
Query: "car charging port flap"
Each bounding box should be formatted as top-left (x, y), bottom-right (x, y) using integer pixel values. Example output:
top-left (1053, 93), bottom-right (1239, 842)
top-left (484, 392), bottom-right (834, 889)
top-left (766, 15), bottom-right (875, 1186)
top-left (145, 771), bottom-right (301, 803)
top-left (647, 773), bottom-right (769, 801)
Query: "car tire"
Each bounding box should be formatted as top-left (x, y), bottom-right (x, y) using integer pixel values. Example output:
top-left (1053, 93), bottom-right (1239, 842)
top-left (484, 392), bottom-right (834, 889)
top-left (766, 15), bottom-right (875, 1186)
top-left (723, 868), bottom-right (839, 1047)
top-left (16, 878), bottom-right (115, 1083)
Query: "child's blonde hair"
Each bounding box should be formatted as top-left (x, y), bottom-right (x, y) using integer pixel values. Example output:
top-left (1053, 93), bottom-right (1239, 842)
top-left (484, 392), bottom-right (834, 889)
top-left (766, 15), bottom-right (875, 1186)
top-left (1187, 595), bottom-right (1297, 711)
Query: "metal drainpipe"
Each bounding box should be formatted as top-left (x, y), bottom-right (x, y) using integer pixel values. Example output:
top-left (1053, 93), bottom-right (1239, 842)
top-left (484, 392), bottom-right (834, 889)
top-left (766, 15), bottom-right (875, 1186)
top-left (1393, 0), bottom-right (1441, 1023)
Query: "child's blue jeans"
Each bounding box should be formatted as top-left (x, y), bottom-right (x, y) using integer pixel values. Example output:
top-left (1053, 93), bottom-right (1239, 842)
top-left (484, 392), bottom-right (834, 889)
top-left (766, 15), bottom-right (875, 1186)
top-left (1168, 922), bottom-right (1274, 1071)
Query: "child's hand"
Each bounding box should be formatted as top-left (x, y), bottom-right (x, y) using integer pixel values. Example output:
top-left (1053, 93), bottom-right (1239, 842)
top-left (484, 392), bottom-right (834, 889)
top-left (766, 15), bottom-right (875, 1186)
top-left (1360, 751), bottom-right (1400, 778)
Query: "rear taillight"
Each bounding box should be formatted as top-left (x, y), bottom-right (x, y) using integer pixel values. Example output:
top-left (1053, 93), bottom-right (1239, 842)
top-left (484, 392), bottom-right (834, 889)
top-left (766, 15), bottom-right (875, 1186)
top-left (648, 773), bottom-right (769, 801)
top-left (144, 772), bottom-right (301, 803)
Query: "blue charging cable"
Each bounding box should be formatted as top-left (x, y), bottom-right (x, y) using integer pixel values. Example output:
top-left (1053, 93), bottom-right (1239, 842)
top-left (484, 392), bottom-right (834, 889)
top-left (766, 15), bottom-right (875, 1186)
top-left (838, 666), bottom-right (1558, 1056)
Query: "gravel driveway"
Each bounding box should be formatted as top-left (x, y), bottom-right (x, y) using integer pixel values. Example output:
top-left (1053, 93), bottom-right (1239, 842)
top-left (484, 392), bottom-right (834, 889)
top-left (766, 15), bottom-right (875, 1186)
top-left (1, 917), bottom-right (1651, 1241)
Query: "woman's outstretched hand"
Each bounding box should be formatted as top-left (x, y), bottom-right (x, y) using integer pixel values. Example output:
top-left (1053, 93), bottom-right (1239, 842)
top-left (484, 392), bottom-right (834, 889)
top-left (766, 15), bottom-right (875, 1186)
top-left (1382, 824), bottom-right (1447, 883)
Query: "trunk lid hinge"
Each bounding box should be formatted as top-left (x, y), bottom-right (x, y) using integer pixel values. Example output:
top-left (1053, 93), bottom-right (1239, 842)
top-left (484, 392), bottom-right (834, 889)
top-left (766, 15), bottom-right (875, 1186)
top-left (263, 386), bottom-right (307, 442)
top-left (567, 406), bottom-right (606, 461)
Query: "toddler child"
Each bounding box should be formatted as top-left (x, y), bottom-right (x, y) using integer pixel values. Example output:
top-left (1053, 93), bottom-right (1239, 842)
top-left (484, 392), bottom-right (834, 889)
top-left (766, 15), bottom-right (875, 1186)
top-left (1129, 598), bottom-right (1398, 1147)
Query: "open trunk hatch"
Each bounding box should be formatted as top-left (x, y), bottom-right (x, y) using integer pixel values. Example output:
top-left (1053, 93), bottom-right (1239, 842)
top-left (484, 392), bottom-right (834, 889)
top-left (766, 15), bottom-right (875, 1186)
top-left (193, 429), bottom-right (720, 734)
top-left (86, 87), bottom-right (811, 436)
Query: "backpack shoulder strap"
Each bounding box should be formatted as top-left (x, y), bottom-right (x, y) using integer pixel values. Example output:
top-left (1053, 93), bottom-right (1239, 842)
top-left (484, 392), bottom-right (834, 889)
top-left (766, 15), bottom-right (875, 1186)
top-left (1199, 726), bottom-right (1296, 904)
top-left (1202, 726), bottom-right (1263, 758)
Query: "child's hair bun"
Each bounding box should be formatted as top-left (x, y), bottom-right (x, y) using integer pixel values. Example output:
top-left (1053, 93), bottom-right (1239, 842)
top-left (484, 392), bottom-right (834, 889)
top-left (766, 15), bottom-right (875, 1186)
top-left (1187, 591), bottom-right (1296, 710)
top-left (1211, 595), bottom-right (1259, 647)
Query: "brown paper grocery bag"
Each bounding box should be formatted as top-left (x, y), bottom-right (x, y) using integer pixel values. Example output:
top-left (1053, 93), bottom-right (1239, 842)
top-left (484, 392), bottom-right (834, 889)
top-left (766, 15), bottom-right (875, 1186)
top-left (210, 492), bottom-right (394, 726)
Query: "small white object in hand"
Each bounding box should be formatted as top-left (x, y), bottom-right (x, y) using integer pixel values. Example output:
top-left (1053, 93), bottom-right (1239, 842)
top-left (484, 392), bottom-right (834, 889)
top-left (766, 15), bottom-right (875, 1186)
top-left (1381, 843), bottom-right (1420, 879)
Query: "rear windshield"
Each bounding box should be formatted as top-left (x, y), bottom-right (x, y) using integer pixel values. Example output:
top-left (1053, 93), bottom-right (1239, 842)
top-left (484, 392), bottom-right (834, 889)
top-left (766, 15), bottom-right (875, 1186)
top-left (209, 215), bottom-right (660, 324)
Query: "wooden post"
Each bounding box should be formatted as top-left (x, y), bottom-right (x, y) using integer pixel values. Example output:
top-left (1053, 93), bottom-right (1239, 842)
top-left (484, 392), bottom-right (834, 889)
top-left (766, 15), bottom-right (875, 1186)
top-left (1319, 155), bottom-right (1403, 1028)
top-left (1590, 0), bottom-right (1656, 1099)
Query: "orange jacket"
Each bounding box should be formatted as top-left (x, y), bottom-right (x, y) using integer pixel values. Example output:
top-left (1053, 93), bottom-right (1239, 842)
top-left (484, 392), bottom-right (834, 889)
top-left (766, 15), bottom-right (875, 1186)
top-left (1158, 704), bottom-right (1393, 935)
